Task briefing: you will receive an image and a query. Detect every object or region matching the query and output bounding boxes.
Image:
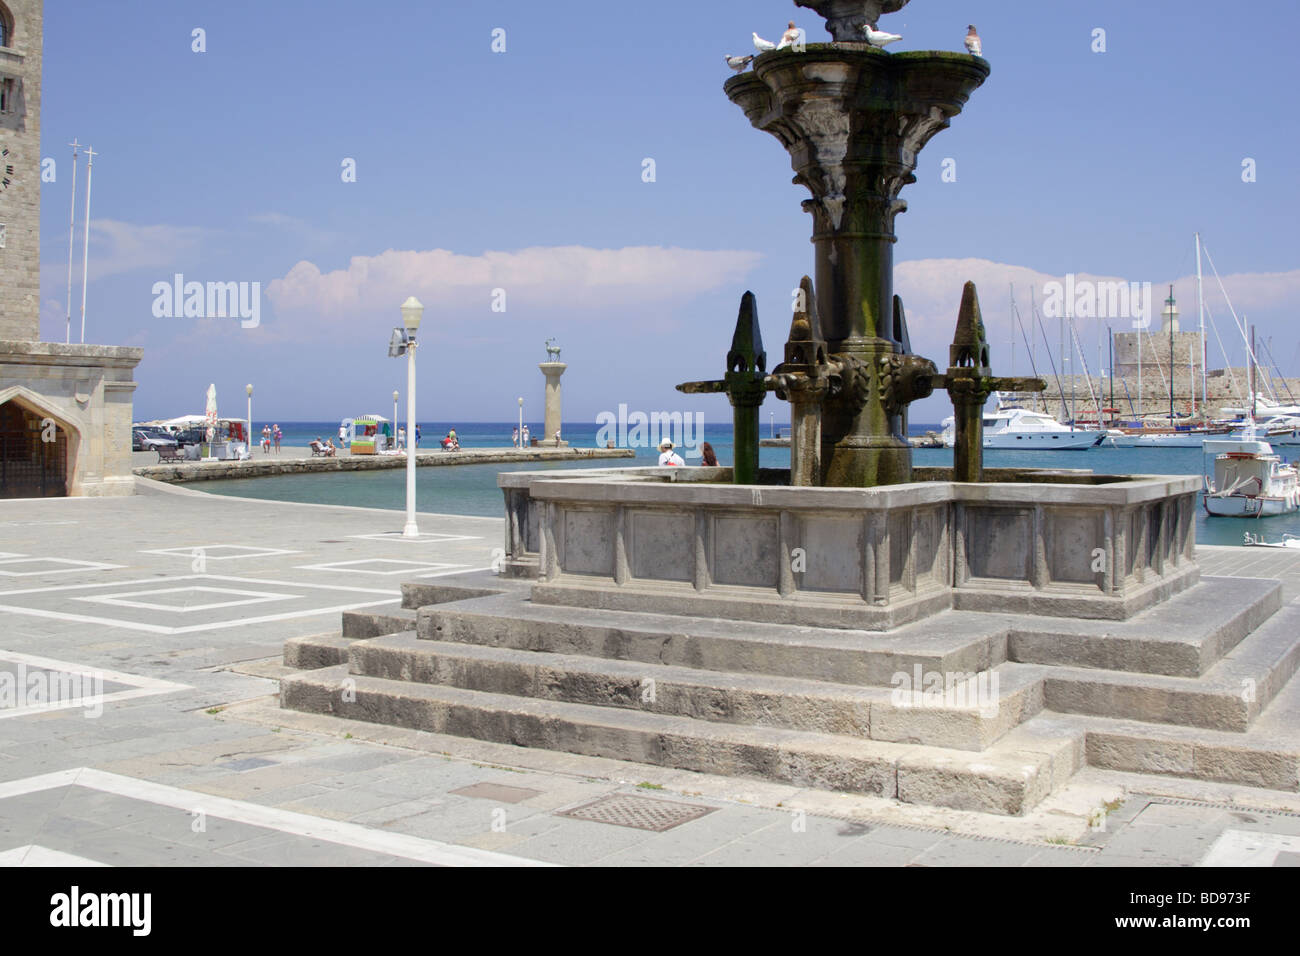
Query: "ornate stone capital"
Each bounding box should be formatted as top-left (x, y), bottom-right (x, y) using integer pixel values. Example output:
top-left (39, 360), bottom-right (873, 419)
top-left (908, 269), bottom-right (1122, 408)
top-left (726, 50), bottom-right (989, 239)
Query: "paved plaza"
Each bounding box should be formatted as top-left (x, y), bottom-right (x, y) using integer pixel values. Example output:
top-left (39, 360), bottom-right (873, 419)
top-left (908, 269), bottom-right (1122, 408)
top-left (1, 480), bottom-right (1299, 866)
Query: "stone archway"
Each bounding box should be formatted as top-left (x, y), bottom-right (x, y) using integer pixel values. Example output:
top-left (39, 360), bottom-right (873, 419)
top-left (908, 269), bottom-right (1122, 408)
top-left (0, 393), bottom-right (79, 498)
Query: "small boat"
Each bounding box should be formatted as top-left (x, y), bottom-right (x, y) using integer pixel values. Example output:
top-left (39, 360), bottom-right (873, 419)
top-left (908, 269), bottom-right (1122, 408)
top-left (1243, 531), bottom-right (1300, 549)
top-left (1202, 428), bottom-right (1300, 517)
top-left (941, 397), bottom-right (1104, 450)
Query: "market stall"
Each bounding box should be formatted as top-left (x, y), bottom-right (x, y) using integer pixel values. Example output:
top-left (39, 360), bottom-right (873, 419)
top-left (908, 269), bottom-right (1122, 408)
top-left (349, 415), bottom-right (392, 455)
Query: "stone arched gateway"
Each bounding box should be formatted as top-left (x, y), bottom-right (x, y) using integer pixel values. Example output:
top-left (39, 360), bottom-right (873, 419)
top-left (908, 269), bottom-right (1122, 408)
top-left (0, 391), bottom-right (80, 498)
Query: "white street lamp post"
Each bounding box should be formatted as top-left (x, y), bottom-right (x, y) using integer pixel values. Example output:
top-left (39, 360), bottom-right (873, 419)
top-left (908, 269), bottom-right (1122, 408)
top-left (401, 297), bottom-right (424, 537)
top-left (517, 397), bottom-right (523, 448)
top-left (245, 384), bottom-right (253, 460)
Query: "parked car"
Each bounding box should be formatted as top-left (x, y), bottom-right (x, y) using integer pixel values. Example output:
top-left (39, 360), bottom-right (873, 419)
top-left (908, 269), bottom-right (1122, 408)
top-left (132, 428), bottom-right (178, 452)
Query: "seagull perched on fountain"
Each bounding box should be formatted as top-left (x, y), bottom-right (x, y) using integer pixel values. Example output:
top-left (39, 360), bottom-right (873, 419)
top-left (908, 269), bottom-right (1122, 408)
top-left (752, 31), bottom-right (777, 52)
top-left (863, 23), bottom-right (903, 48)
top-left (725, 54), bottom-right (754, 72)
top-left (777, 21), bottom-right (801, 50)
top-left (964, 24), bottom-right (982, 56)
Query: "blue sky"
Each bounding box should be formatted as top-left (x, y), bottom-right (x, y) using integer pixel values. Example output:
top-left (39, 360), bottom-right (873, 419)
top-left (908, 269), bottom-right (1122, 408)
top-left (35, 0), bottom-right (1300, 425)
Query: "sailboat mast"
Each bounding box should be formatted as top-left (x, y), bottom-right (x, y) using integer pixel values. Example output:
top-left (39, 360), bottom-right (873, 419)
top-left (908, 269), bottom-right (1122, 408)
top-left (1030, 285), bottom-right (1039, 405)
top-left (1061, 308), bottom-right (1071, 429)
top-left (1108, 325), bottom-right (1114, 426)
top-left (1009, 283), bottom-right (1015, 377)
top-left (1196, 232), bottom-right (1207, 409)
top-left (1251, 324), bottom-right (1257, 420)
top-left (1168, 283), bottom-right (1175, 425)
top-left (1136, 306), bottom-right (1143, 418)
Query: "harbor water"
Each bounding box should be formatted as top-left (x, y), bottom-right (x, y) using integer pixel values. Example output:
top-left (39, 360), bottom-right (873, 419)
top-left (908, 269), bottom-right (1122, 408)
top-left (196, 421), bottom-right (1300, 547)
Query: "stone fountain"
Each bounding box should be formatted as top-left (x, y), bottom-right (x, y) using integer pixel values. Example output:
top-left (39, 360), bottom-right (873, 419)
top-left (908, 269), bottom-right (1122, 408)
top-left (282, 1), bottom-right (1300, 818)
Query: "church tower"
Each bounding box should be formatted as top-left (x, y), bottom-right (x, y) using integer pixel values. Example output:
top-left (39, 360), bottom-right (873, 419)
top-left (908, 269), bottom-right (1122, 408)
top-left (0, 0), bottom-right (42, 338)
top-left (0, 0), bottom-right (143, 498)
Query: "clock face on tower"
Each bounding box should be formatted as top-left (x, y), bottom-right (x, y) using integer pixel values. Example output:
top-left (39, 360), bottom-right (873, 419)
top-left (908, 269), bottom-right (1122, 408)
top-left (0, 147), bottom-right (12, 190)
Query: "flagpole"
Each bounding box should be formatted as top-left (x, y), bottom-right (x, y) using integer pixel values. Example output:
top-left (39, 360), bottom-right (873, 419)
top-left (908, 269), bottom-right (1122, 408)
top-left (65, 140), bottom-right (81, 344)
top-left (79, 146), bottom-right (96, 344)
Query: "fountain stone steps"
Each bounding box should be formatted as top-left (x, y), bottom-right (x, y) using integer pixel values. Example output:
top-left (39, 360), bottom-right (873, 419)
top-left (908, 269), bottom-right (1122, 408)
top-left (1006, 576), bottom-right (1281, 677)
top-left (1042, 602), bottom-right (1300, 732)
top-left (346, 631), bottom-right (1045, 751)
top-left (278, 572), bottom-right (1300, 813)
top-left (279, 664), bottom-right (1074, 816)
top-left (420, 594), bottom-right (1012, 686)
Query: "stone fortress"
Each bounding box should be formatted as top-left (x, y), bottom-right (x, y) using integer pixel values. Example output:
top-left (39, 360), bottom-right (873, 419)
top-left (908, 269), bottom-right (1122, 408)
top-left (1010, 292), bottom-right (1299, 422)
top-left (0, 0), bottom-right (141, 497)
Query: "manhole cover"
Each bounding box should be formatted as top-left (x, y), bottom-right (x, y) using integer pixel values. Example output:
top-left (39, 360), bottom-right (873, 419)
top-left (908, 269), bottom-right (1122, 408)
top-left (450, 782), bottom-right (543, 804)
top-left (557, 793), bottom-right (715, 832)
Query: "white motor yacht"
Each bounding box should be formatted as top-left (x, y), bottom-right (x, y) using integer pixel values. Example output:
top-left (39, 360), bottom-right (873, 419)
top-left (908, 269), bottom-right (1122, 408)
top-left (941, 402), bottom-right (1104, 450)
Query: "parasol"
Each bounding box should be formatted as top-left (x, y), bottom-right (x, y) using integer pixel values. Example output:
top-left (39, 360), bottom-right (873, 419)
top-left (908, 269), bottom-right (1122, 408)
top-left (204, 384), bottom-right (218, 443)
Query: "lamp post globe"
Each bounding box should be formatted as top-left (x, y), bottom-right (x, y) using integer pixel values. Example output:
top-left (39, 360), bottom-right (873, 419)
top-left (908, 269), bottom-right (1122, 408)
top-left (400, 297), bottom-right (424, 537)
top-left (401, 297), bottom-right (423, 334)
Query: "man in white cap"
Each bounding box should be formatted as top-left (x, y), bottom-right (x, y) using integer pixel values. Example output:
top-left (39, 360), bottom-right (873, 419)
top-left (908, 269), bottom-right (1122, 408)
top-left (658, 439), bottom-right (685, 467)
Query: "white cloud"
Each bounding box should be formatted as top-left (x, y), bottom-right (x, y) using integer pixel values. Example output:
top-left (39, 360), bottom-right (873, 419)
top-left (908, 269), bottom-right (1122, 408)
top-left (263, 245), bottom-right (763, 318)
top-left (83, 220), bottom-right (206, 281)
top-left (39, 219), bottom-right (207, 296)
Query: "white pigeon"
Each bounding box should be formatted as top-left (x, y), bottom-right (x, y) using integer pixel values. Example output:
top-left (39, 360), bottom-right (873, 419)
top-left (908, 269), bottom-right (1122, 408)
top-left (864, 23), bottom-right (903, 48)
top-left (964, 24), bottom-right (982, 56)
top-left (752, 31), bottom-right (776, 52)
top-left (725, 54), bottom-right (754, 72)
top-left (777, 21), bottom-right (801, 50)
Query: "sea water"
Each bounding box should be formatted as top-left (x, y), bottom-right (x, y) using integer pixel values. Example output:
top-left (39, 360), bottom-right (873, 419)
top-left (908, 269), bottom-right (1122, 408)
top-left (202, 421), bottom-right (1300, 547)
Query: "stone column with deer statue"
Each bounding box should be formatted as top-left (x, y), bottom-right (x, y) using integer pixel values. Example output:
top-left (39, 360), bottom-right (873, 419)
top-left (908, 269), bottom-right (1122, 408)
top-left (539, 339), bottom-right (567, 447)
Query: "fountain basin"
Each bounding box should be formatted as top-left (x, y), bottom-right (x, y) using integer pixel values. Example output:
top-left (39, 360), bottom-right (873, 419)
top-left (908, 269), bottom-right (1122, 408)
top-left (500, 468), bottom-right (1199, 629)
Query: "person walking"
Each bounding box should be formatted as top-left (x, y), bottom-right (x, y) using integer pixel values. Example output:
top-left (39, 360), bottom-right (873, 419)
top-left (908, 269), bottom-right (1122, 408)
top-left (414, 425), bottom-right (421, 448)
top-left (273, 424), bottom-right (282, 454)
top-left (521, 424), bottom-right (530, 447)
top-left (512, 426), bottom-right (519, 448)
top-left (262, 425), bottom-right (271, 454)
top-left (338, 422), bottom-right (348, 448)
